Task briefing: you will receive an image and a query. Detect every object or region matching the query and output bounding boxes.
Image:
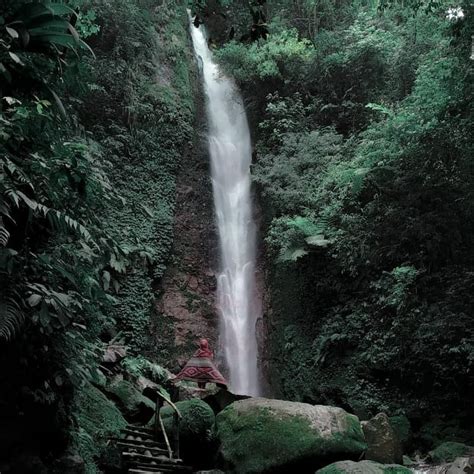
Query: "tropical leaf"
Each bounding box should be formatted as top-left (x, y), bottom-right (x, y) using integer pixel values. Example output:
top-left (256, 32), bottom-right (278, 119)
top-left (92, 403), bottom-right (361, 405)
top-left (0, 217), bottom-right (10, 247)
top-left (0, 296), bottom-right (25, 341)
top-left (5, 189), bottom-right (93, 241)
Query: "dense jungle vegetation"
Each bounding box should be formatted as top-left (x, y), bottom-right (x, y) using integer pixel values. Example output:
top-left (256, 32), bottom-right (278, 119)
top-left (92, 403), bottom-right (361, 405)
top-left (210, 0), bottom-right (474, 446)
top-left (1, 0), bottom-right (195, 471)
top-left (0, 0), bottom-right (473, 471)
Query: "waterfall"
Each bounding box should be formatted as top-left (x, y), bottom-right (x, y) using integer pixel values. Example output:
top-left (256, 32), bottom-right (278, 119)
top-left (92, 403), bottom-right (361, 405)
top-left (189, 17), bottom-right (260, 396)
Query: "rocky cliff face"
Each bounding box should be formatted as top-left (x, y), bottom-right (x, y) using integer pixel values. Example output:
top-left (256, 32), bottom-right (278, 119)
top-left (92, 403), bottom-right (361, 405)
top-left (153, 79), bottom-right (221, 371)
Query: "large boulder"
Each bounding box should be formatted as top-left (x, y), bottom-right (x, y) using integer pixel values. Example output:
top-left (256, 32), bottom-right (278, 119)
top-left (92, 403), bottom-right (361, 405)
top-left (105, 378), bottom-right (155, 424)
top-left (216, 398), bottom-right (367, 473)
top-left (74, 383), bottom-right (127, 472)
top-left (429, 442), bottom-right (471, 463)
top-left (316, 460), bottom-right (411, 473)
top-left (362, 413), bottom-right (403, 464)
top-left (161, 399), bottom-right (217, 468)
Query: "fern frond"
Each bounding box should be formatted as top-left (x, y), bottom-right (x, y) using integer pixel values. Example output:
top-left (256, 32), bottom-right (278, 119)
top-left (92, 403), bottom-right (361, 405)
top-left (1, 157), bottom-right (34, 189)
top-left (0, 297), bottom-right (25, 341)
top-left (0, 217), bottom-right (10, 247)
top-left (5, 189), bottom-right (93, 242)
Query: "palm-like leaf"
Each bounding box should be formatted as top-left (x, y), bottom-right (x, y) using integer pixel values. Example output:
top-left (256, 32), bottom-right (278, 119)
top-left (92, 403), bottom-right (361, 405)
top-left (0, 296), bottom-right (25, 341)
top-left (0, 217), bottom-right (10, 247)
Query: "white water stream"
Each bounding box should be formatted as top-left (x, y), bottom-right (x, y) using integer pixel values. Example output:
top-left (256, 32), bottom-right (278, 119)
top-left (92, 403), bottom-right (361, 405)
top-left (189, 18), bottom-right (260, 396)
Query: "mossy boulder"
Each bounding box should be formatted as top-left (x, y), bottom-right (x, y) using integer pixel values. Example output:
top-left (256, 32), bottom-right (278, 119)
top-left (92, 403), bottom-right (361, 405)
top-left (388, 416), bottom-right (411, 447)
top-left (316, 460), bottom-right (412, 473)
top-left (74, 383), bottom-right (127, 472)
top-left (216, 398), bottom-right (367, 473)
top-left (362, 413), bottom-right (403, 464)
top-left (105, 378), bottom-right (155, 423)
top-left (161, 399), bottom-right (217, 468)
top-left (429, 441), bottom-right (470, 463)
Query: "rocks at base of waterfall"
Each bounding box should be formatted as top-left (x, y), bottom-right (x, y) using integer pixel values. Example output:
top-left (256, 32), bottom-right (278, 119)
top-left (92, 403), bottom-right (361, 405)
top-left (160, 399), bottom-right (217, 468)
top-left (103, 377), bottom-right (155, 424)
top-left (316, 460), bottom-right (411, 473)
top-left (216, 398), bottom-right (367, 473)
top-left (412, 456), bottom-right (474, 474)
top-left (361, 413), bottom-right (403, 464)
top-left (428, 442), bottom-right (472, 463)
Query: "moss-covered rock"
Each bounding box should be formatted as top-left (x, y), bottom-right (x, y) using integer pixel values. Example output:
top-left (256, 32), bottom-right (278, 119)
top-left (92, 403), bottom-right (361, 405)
top-left (73, 383), bottom-right (127, 473)
top-left (216, 398), bottom-right (367, 473)
top-left (388, 416), bottom-right (411, 447)
top-left (428, 441), bottom-right (470, 463)
top-left (105, 378), bottom-right (155, 424)
top-left (316, 460), bottom-right (412, 473)
top-left (362, 413), bottom-right (403, 464)
top-left (161, 399), bottom-right (217, 468)
top-left (161, 398), bottom-right (216, 439)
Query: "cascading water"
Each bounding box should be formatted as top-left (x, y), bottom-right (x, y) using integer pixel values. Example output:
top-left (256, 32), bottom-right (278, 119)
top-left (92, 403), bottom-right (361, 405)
top-left (189, 17), bottom-right (260, 396)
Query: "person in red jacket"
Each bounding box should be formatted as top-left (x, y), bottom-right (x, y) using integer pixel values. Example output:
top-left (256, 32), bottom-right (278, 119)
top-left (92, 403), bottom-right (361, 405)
top-left (174, 339), bottom-right (227, 389)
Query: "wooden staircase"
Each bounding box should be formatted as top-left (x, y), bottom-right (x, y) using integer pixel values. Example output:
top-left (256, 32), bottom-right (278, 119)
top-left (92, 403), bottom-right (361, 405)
top-left (114, 425), bottom-right (192, 473)
top-left (110, 388), bottom-right (193, 474)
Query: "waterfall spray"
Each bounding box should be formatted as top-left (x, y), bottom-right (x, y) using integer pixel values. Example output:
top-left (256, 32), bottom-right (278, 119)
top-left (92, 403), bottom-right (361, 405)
top-left (189, 17), bottom-right (260, 396)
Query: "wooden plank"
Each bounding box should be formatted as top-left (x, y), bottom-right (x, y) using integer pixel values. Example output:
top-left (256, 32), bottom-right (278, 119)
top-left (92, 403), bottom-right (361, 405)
top-left (129, 469), bottom-right (166, 473)
top-left (110, 437), bottom-right (166, 449)
top-left (125, 425), bottom-right (155, 434)
top-left (122, 452), bottom-right (182, 464)
top-left (128, 470), bottom-right (166, 474)
top-left (133, 464), bottom-right (193, 473)
top-left (117, 442), bottom-right (168, 456)
top-left (121, 429), bottom-right (155, 440)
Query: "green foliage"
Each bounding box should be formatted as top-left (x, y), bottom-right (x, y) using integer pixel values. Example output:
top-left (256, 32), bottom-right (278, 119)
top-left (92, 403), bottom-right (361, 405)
top-left (221, 0), bottom-right (474, 439)
top-left (72, 382), bottom-right (127, 473)
top-left (0, 0), bottom-right (195, 469)
top-left (121, 355), bottom-right (169, 385)
top-left (82, 0), bottom-right (195, 352)
top-left (215, 27), bottom-right (312, 83)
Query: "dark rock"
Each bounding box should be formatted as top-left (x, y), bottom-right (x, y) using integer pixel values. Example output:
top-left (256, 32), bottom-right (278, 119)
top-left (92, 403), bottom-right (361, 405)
top-left (15, 454), bottom-right (47, 474)
top-left (362, 413), bottom-right (403, 464)
top-left (52, 454), bottom-right (85, 474)
top-left (104, 378), bottom-right (155, 424)
top-left (137, 375), bottom-right (161, 402)
top-left (203, 387), bottom-right (249, 414)
top-left (161, 399), bottom-right (217, 468)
